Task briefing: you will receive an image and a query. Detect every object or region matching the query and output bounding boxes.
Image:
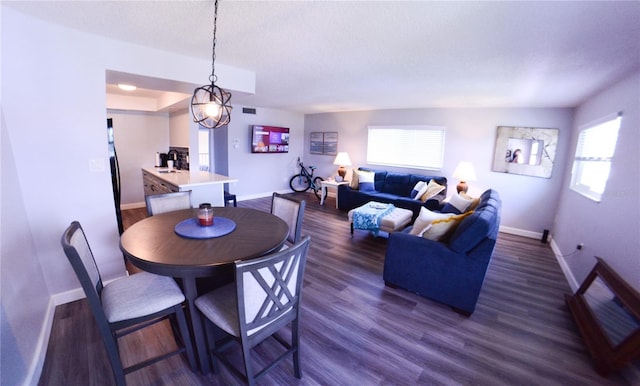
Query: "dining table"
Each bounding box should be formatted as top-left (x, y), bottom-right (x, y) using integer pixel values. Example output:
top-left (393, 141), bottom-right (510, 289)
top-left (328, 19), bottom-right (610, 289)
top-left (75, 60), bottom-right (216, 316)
top-left (119, 207), bottom-right (289, 374)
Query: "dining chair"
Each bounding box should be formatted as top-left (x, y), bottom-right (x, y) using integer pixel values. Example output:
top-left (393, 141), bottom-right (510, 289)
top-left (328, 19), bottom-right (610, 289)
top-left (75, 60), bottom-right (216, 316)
top-left (61, 221), bottom-right (196, 386)
top-left (224, 190), bottom-right (237, 207)
top-left (271, 192), bottom-right (306, 246)
top-left (145, 190), bottom-right (192, 216)
top-left (194, 235), bottom-right (311, 386)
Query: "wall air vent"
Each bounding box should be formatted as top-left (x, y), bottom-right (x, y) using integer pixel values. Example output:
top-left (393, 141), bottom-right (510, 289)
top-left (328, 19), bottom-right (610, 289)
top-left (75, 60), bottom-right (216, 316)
top-left (242, 107), bottom-right (257, 115)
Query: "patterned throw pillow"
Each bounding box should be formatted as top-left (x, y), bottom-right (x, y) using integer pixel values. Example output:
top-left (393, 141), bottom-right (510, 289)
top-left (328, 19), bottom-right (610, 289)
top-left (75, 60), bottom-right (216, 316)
top-left (420, 179), bottom-right (445, 202)
top-left (409, 207), bottom-right (454, 236)
top-left (357, 170), bottom-right (376, 192)
top-left (410, 181), bottom-right (428, 199)
top-left (422, 211), bottom-right (472, 241)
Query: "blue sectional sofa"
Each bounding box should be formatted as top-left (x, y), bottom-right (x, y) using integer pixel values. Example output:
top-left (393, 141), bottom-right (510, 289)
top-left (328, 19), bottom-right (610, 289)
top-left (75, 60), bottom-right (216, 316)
top-left (337, 168), bottom-right (448, 221)
top-left (383, 189), bottom-right (502, 315)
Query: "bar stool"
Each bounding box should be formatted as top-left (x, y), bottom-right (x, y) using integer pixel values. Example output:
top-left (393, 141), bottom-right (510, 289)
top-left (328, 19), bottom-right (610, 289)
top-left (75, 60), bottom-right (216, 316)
top-left (224, 190), bottom-right (237, 207)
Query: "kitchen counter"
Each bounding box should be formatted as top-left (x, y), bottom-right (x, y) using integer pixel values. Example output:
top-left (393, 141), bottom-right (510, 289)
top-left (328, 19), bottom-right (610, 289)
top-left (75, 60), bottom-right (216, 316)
top-left (142, 167), bottom-right (238, 207)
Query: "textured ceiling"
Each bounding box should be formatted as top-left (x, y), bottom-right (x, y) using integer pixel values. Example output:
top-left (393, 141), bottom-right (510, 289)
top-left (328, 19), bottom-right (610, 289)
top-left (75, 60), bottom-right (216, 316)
top-left (5, 1), bottom-right (640, 113)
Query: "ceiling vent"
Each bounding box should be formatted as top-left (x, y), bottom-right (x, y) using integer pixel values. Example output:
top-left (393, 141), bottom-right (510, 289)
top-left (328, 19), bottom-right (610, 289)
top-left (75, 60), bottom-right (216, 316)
top-left (242, 107), bottom-right (257, 115)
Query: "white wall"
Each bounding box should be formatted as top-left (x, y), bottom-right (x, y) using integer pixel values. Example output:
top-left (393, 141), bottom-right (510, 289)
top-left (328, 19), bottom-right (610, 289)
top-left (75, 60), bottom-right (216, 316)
top-left (552, 70), bottom-right (640, 291)
top-left (304, 107), bottom-right (574, 237)
top-left (227, 107), bottom-right (305, 199)
top-left (107, 110), bottom-right (170, 206)
top-left (1, 113), bottom-right (53, 386)
top-left (0, 7), bottom-right (255, 384)
top-left (169, 109), bottom-right (191, 148)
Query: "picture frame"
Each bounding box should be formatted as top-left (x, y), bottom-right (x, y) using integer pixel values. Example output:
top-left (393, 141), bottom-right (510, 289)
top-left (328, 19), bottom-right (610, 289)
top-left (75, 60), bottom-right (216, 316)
top-left (491, 126), bottom-right (559, 178)
top-left (310, 131), bottom-right (338, 156)
top-left (310, 132), bottom-right (324, 154)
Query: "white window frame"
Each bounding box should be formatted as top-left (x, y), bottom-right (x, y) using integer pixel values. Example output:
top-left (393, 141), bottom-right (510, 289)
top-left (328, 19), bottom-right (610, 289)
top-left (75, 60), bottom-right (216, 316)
top-left (367, 125), bottom-right (445, 171)
top-left (570, 113), bottom-right (622, 202)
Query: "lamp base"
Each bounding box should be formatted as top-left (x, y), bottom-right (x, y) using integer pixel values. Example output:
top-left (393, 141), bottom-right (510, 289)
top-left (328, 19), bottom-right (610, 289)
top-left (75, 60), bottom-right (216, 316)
top-left (337, 166), bottom-right (347, 178)
top-left (456, 181), bottom-right (468, 194)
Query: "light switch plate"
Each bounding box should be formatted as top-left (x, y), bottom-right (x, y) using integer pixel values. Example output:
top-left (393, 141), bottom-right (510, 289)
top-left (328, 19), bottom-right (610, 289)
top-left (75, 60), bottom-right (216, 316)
top-left (89, 158), bottom-right (106, 172)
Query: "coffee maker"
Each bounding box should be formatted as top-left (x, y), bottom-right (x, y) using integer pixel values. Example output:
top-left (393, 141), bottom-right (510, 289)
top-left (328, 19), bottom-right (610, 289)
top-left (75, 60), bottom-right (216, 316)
top-left (156, 152), bottom-right (169, 167)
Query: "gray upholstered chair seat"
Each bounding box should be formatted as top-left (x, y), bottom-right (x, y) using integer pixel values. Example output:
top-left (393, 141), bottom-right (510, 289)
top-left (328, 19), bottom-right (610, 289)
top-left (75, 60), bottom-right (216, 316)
top-left (102, 271), bottom-right (186, 323)
top-left (61, 221), bottom-right (195, 385)
top-left (195, 283), bottom-right (239, 336)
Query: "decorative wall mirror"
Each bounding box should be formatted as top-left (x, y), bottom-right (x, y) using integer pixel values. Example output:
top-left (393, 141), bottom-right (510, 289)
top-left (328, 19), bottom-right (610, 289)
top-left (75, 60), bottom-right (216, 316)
top-left (565, 257), bottom-right (640, 376)
top-left (491, 126), bottom-right (559, 178)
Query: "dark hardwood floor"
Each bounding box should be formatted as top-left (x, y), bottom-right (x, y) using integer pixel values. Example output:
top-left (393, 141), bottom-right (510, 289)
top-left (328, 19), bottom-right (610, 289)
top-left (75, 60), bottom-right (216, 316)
top-left (39, 193), bottom-right (640, 385)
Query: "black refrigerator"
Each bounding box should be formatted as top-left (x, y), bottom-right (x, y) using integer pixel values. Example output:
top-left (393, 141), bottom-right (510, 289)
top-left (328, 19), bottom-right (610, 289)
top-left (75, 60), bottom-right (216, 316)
top-left (107, 118), bottom-right (124, 234)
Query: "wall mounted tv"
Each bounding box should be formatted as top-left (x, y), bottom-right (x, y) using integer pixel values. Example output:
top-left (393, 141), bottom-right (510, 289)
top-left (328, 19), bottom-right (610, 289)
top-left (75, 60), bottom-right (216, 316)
top-left (251, 125), bottom-right (290, 153)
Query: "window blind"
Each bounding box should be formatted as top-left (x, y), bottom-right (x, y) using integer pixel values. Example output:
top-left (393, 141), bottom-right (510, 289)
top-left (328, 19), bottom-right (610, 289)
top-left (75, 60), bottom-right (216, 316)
top-left (367, 125), bottom-right (445, 170)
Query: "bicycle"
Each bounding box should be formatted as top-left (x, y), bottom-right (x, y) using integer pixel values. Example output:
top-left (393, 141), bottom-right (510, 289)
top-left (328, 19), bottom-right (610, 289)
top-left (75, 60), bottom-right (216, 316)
top-left (289, 157), bottom-right (324, 199)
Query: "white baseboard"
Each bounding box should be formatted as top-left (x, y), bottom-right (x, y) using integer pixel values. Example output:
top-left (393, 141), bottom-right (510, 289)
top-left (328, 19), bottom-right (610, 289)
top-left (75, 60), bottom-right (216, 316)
top-left (550, 239), bottom-right (580, 292)
top-left (51, 287), bottom-right (86, 306)
top-left (25, 297), bottom-right (56, 386)
top-left (499, 225), bottom-right (543, 240)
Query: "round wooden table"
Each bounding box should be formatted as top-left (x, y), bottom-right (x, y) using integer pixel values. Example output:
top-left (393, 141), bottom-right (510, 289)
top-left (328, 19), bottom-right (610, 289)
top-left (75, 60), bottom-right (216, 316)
top-left (120, 207), bottom-right (288, 374)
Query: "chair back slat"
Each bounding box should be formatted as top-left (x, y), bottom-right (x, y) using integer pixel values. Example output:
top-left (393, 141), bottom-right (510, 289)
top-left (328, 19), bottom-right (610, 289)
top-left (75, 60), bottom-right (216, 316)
top-left (145, 191), bottom-right (192, 216)
top-left (236, 236), bottom-right (310, 337)
top-left (63, 222), bottom-right (104, 297)
top-left (271, 193), bottom-right (306, 244)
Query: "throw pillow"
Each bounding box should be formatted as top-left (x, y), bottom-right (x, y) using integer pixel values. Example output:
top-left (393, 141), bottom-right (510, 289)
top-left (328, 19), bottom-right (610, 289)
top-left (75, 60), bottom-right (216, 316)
top-left (420, 179), bottom-right (445, 202)
top-left (349, 168), bottom-right (360, 189)
top-left (461, 192), bottom-right (480, 212)
top-left (422, 211), bottom-right (472, 242)
top-left (448, 192), bottom-right (474, 213)
top-left (410, 181), bottom-right (427, 199)
top-left (409, 206), bottom-right (454, 236)
top-left (356, 170), bottom-right (376, 192)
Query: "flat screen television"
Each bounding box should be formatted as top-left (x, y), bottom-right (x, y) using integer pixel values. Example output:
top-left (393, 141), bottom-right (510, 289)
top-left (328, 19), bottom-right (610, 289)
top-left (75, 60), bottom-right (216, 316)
top-left (251, 125), bottom-right (289, 153)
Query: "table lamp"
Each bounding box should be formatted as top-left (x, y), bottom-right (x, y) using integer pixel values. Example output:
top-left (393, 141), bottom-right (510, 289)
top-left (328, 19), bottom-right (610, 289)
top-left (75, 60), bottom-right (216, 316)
top-left (452, 161), bottom-right (477, 193)
top-left (333, 152), bottom-right (352, 179)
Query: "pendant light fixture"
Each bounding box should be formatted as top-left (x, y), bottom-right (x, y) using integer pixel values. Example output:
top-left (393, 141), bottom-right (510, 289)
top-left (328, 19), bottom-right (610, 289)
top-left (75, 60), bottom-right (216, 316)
top-left (191, 0), bottom-right (232, 129)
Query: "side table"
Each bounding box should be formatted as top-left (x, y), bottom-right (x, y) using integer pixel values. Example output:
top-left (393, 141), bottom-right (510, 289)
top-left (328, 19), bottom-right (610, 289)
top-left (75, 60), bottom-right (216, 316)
top-left (320, 179), bottom-right (349, 208)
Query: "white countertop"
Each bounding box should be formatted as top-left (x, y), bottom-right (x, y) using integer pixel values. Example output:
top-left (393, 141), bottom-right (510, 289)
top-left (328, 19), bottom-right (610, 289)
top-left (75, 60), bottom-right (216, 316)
top-left (142, 167), bottom-right (238, 188)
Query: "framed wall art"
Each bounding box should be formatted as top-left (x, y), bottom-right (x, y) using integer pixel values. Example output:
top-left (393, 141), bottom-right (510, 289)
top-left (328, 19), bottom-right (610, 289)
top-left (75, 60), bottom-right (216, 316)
top-left (492, 126), bottom-right (559, 178)
top-left (310, 131), bottom-right (338, 156)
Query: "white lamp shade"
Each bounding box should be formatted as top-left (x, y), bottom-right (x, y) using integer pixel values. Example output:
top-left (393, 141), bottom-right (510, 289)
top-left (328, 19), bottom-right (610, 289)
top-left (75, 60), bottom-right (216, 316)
top-left (333, 152), bottom-right (352, 166)
top-left (452, 161), bottom-right (477, 182)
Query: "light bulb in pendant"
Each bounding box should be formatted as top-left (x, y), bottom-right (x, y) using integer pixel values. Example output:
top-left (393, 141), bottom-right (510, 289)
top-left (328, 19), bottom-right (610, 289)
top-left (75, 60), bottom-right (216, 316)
top-left (205, 102), bottom-right (221, 118)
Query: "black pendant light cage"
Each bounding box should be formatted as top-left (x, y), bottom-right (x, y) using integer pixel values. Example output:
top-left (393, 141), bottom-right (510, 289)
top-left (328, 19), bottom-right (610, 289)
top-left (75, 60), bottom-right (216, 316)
top-left (191, 0), bottom-right (232, 129)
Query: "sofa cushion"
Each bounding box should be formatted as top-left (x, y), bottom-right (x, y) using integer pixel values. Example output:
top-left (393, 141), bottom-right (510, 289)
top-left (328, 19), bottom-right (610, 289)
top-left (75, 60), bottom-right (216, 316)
top-left (420, 179), bottom-right (446, 202)
top-left (449, 190), bottom-right (500, 254)
top-left (409, 206), bottom-right (454, 236)
top-left (359, 168), bottom-right (387, 191)
top-left (441, 193), bottom-right (473, 214)
top-left (349, 168), bottom-right (360, 189)
top-left (383, 173), bottom-right (411, 196)
top-left (422, 211), bottom-right (472, 241)
top-left (461, 192), bottom-right (480, 211)
top-left (356, 170), bottom-right (376, 192)
top-left (410, 181), bottom-right (428, 200)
